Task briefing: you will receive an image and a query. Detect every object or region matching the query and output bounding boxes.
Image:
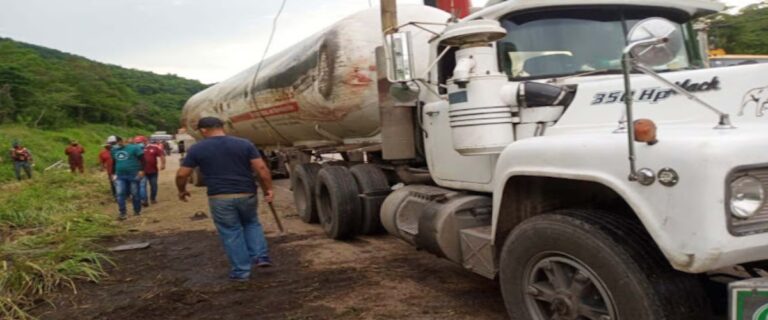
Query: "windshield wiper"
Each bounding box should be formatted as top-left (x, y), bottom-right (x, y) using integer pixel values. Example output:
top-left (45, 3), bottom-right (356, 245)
top-left (547, 69), bottom-right (619, 83)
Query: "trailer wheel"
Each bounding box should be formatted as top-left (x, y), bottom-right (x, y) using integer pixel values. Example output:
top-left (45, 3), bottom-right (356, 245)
top-left (193, 168), bottom-right (205, 187)
top-left (315, 166), bottom-right (361, 240)
top-left (499, 210), bottom-right (708, 320)
top-left (325, 160), bottom-right (351, 167)
top-left (291, 163), bottom-right (322, 223)
top-left (349, 164), bottom-right (389, 235)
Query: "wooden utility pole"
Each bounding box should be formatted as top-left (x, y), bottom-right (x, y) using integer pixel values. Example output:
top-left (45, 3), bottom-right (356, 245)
top-left (378, 0), bottom-right (416, 160)
top-left (381, 0), bottom-right (398, 35)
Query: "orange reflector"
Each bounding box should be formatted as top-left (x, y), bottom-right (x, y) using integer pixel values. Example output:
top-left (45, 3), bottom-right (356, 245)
top-left (634, 119), bottom-right (658, 145)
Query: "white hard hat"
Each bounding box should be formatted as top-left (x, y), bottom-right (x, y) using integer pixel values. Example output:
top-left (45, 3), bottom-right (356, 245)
top-left (106, 135), bottom-right (118, 144)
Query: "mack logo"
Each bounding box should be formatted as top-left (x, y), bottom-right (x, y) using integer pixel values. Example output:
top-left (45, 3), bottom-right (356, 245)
top-left (675, 77), bottom-right (721, 92)
top-left (592, 76), bottom-right (721, 105)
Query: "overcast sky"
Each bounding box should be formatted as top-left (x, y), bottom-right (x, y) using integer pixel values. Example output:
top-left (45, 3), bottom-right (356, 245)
top-left (0, 0), bottom-right (761, 83)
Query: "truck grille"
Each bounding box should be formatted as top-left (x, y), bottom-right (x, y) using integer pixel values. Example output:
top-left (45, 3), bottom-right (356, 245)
top-left (729, 167), bottom-right (768, 236)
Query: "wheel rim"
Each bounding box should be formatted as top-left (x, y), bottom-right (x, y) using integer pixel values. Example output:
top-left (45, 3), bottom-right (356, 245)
top-left (524, 253), bottom-right (617, 320)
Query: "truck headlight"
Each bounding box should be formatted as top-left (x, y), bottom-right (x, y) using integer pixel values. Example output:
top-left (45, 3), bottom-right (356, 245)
top-left (730, 176), bottom-right (765, 219)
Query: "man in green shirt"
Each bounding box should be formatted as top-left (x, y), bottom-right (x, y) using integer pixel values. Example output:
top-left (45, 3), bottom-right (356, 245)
top-left (110, 136), bottom-right (145, 220)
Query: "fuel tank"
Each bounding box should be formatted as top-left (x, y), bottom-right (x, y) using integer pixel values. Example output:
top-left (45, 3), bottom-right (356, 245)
top-left (181, 6), bottom-right (449, 148)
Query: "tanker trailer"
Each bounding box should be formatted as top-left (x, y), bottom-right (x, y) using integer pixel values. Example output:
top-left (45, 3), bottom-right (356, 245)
top-left (181, 1), bottom-right (768, 318)
top-left (180, 5), bottom-right (449, 150)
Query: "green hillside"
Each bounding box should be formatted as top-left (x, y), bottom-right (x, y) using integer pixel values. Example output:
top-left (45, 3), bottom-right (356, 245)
top-left (0, 37), bottom-right (208, 131)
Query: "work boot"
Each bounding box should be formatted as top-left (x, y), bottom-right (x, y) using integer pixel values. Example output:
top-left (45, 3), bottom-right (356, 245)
top-left (229, 275), bottom-right (251, 282)
top-left (151, 199), bottom-right (158, 205)
top-left (142, 201), bottom-right (149, 207)
top-left (134, 212), bottom-right (141, 217)
top-left (254, 256), bottom-right (273, 268)
top-left (118, 214), bottom-right (127, 221)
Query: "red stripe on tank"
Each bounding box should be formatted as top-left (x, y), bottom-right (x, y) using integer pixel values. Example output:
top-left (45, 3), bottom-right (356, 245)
top-left (230, 101), bottom-right (299, 123)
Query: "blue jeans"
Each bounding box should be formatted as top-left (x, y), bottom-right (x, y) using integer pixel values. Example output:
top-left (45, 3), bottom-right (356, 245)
top-left (209, 195), bottom-right (269, 278)
top-left (140, 173), bottom-right (159, 202)
top-left (115, 174), bottom-right (142, 216)
top-left (13, 161), bottom-right (32, 180)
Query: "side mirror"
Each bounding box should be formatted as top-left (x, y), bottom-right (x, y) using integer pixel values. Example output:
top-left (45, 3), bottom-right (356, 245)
top-left (626, 17), bottom-right (683, 67)
top-left (619, 17), bottom-right (733, 185)
top-left (385, 32), bottom-right (416, 83)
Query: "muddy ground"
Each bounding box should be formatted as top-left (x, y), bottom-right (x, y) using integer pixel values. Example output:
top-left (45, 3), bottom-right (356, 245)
top-left (33, 155), bottom-right (507, 320)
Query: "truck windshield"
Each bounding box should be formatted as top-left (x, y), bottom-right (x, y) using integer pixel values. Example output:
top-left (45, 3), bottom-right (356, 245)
top-left (497, 7), bottom-right (692, 79)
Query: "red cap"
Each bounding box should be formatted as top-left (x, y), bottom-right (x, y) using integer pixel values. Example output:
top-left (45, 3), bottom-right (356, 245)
top-left (134, 135), bottom-right (148, 143)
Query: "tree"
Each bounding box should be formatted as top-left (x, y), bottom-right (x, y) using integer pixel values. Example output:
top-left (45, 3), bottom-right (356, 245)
top-left (0, 37), bottom-right (208, 131)
top-left (0, 84), bottom-right (16, 123)
top-left (705, 3), bottom-right (768, 55)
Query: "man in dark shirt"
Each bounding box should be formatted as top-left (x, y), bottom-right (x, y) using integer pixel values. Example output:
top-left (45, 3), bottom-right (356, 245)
top-left (9, 141), bottom-right (33, 181)
top-left (178, 140), bottom-right (186, 157)
top-left (175, 117), bottom-right (275, 281)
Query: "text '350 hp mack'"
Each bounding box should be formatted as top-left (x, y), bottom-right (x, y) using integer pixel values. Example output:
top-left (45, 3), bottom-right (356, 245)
top-left (182, 0), bottom-right (768, 318)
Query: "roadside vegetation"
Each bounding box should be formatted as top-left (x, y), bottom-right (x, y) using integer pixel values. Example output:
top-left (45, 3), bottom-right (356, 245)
top-left (0, 124), bottom-right (143, 183)
top-left (0, 172), bottom-right (117, 319)
top-left (0, 32), bottom-right (202, 320)
top-left (705, 3), bottom-right (768, 54)
top-left (0, 124), bottom-right (145, 318)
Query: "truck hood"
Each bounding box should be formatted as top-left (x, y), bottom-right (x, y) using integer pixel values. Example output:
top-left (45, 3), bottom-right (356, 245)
top-left (550, 63), bottom-right (768, 134)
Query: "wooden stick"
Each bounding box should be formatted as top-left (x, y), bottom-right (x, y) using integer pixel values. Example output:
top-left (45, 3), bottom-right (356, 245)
top-left (267, 202), bottom-right (285, 234)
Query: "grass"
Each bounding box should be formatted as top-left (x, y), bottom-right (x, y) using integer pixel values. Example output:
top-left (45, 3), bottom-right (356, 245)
top-left (0, 124), bottom-right (145, 183)
top-left (0, 137), bottom-right (129, 318)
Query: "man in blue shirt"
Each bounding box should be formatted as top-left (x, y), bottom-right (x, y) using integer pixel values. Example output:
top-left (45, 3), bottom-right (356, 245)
top-left (111, 136), bottom-right (145, 220)
top-left (175, 117), bottom-right (275, 282)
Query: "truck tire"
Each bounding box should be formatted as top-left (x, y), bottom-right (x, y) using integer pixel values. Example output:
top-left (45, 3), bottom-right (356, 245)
top-left (315, 166), bottom-right (361, 240)
top-left (291, 163), bottom-right (322, 223)
top-left (193, 168), bottom-right (205, 187)
top-left (349, 164), bottom-right (390, 235)
top-left (325, 160), bottom-right (351, 167)
top-left (499, 210), bottom-right (708, 320)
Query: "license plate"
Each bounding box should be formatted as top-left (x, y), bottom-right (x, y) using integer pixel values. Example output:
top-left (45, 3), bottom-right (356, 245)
top-left (730, 278), bottom-right (768, 320)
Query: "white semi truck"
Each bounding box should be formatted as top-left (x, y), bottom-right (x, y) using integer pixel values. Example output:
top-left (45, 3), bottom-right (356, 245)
top-left (182, 0), bottom-right (768, 318)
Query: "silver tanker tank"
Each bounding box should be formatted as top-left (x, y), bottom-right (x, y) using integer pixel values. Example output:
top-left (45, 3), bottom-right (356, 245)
top-left (181, 6), bottom-right (449, 148)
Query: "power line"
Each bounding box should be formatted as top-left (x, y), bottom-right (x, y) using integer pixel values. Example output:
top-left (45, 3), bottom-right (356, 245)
top-left (248, 0), bottom-right (290, 144)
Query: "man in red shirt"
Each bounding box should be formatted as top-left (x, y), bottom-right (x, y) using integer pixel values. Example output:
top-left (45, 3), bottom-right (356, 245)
top-left (99, 136), bottom-right (117, 199)
top-left (135, 136), bottom-right (165, 206)
top-left (65, 140), bottom-right (85, 174)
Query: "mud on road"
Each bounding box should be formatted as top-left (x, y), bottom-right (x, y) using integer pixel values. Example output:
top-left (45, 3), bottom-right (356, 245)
top-left (33, 156), bottom-right (507, 320)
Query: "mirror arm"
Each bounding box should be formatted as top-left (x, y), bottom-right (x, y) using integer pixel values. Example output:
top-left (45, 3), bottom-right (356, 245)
top-left (622, 37), bottom-right (669, 55)
top-left (620, 36), bottom-right (667, 181)
top-left (419, 45), bottom-right (453, 80)
top-left (395, 21), bottom-right (446, 37)
top-left (621, 52), bottom-right (639, 181)
top-left (631, 63), bottom-right (735, 129)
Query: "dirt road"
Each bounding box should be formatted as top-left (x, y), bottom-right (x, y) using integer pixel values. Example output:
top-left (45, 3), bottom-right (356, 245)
top-left (34, 155), bottom-right (507, 320)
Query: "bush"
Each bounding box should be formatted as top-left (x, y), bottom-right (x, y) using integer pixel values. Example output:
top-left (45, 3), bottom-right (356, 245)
top-left (0, 171), bottom-right (117, 319)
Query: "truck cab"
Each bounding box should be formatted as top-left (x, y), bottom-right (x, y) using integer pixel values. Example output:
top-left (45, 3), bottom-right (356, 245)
top-left (182, 0), bottom-right (768, 318)
top-left (379, 0), bottom-right (768, 318)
